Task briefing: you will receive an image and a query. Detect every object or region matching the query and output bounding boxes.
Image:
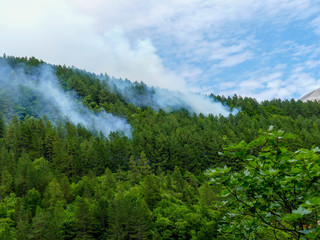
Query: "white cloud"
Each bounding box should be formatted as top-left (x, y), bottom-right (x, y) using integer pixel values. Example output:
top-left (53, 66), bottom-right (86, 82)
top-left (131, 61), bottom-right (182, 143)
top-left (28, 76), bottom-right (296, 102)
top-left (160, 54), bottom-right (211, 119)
top-left (208, 41), bottom-right (254, 67)
top-left (64, 0), bottom-right (319, 45)
top-left (0, 0), bottom-right (186, 91)
top-left (1, 0), bottom-right (320, 97)
top-left (305, 59), bottom-right (320, 68)
top-left (310, 16), bottom-right (320, 35)
top-left (210, 42), bottom-right (249, 60)
top-left (218, 51), bottom-right (253, 68)
top-left (219, 70), bottom-right (320, 101)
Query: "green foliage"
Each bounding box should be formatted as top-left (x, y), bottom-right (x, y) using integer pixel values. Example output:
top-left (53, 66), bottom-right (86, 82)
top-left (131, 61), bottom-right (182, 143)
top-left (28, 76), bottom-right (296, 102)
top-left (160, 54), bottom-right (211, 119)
top-left (4, 56), bottom-right (320, 239)
top-left (108, 190), bottom-right (152, 239)
top-left (209, 129), bottom-right (320, 239)
top-left (0, 218), bottom-right (16, 240)
top-left (24, 188), bottom-right (41, 216)
top-left (73, 196), bottom-right (99, 239)
top-left (143, 175), bottom-right (161, 209)
top-left (0, 168), bottom-right (13, 200)
top-left (0, 112), bottom-right (5, 138)
top-left (152, 199), bottom-right (219, 239)
top-left (44, 178), bottom-right (65, 209)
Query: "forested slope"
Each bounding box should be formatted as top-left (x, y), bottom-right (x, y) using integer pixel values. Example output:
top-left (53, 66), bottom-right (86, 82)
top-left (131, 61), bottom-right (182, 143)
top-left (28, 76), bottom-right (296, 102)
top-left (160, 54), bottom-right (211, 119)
top-left (1, 56), bottom-right (320, 239)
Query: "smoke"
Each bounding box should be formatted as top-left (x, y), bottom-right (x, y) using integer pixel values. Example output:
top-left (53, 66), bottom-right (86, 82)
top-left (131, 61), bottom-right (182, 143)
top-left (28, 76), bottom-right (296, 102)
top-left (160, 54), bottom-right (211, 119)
top-left (104, 76), bottom-right (237, 116)
top-left (0, 59), bottom-right (132, 138)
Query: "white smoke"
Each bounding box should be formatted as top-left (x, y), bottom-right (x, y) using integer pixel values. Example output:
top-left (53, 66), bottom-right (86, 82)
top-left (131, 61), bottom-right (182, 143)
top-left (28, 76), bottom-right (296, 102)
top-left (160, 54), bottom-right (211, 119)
top-left (151, 88), bottom-right (238, 116)
top-left (105, 76), bottom-right (237, 116)
top-left (0, 60), bottom-right (132, 138)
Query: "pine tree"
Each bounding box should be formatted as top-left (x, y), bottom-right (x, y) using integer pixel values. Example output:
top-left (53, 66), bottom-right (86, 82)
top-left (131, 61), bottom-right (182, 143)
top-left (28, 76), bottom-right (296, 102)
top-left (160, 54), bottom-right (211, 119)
top-left (4, 115), bottom-right (18, 151)
top-left (44, 178), bottom-right (65, 210)
top-left (14, 155), bottom-right (34, 196)
top-left (24, 188), bottom-right (42, 216)
top-left (172, 166), bottom-right (185, 191)
top-left (0, 219), bottom-right (16, 240)
top-left (30, 207), bottom-right (47, 240)
top-left (199, 183), bottom-right (216, 207)
top-left (44, 123), bottom-right (56, 162)
top-left (73, 197), bottom-right (98, 239)
top-left (0, 168), bottom-right (13, 201)
top-left (29, 134), bottom-right (43, 160)
top-left (16, 207), bottom-right (32, 240)
top-left (108, 191), bottom-right (151, 240)
top-left (142, 175), bottom-right (161, 209)
top-left (138, 151), bottom-right (151, 177)
top-left (128, 155), bottom-right (141, 184)
top-left (0, 112), bottom-right (5, 138)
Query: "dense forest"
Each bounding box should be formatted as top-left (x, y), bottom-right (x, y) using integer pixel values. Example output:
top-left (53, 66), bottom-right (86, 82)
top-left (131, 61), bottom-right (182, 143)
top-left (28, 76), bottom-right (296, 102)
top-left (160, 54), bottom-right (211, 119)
top-left (1, 56), bottom-right (320, 239)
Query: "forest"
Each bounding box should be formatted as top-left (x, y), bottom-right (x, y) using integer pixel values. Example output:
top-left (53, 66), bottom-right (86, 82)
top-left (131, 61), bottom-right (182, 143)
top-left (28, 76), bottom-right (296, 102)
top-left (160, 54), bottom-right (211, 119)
top-left (1, 56), bottom-right (320, 239)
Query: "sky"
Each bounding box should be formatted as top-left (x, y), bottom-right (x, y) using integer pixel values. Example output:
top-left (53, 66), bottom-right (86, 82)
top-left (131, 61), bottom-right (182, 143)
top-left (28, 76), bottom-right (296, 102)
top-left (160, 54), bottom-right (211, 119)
top-left (1, 0), bottom-right (320, 100)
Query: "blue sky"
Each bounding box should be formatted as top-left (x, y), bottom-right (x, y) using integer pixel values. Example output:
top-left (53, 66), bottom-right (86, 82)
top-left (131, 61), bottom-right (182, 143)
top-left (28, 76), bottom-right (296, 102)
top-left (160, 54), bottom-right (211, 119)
top-left (1, 0), bottom-right (320, 100)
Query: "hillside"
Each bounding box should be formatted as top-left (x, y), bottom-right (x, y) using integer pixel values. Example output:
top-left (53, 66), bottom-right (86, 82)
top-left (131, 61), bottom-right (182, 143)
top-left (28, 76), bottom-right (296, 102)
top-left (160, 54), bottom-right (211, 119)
top-left (1, 56), bottom-right (320, 239)
top-left (300, 87), bottom-right (320, 102)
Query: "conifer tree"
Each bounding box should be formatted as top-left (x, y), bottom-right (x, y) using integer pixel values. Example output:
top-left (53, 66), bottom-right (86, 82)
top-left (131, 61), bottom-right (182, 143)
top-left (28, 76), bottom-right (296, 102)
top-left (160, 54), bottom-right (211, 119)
top-left (44, 178), bottom-right (65, 210)
top-left (30, 207), bottom-right (47, 239)
top-left (4, 115), bottom-right (18, 151)
top-left (0, 168), bottom-right (13, 200)
top-left (172, 166), bottom-right (185, 191)
top-left (0, 112), bottom-right (5, 138)
top-left (128, 155), bottom-right (141, 184)
top-left (16, 207), bottom-right (32, 240)
top-left (73, 196), bottom-right (98, 239)
top-left (138, 151), bottom-right (151, 176)
top-left (24, 188), bottom-right (42, 216)
top-left (143, 175), bottom-right (161, 209)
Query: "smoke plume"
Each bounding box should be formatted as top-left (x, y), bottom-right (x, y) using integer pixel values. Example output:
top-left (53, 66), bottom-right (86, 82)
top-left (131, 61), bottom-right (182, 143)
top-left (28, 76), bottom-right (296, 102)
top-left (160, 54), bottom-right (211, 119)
top-left (103, 76), bottom-right (237, 116)
top-left (0, 59), bottom-right (132, 138)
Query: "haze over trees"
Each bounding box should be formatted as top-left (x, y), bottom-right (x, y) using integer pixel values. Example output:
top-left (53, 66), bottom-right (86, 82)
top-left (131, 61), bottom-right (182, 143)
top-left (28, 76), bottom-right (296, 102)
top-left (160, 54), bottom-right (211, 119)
top-left (0, 56), bottom-right (320, 239)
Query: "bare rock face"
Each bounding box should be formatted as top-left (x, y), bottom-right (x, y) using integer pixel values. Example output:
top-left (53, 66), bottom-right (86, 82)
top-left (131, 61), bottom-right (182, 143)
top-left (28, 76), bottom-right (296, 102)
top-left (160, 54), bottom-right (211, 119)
top-left (300, 88), bottom-right (320, 102)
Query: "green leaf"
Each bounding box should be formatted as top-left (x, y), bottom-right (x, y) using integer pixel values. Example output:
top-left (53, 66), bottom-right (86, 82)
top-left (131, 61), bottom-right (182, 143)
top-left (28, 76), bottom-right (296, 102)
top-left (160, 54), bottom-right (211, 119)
top-left (299, 229), bottom-right (313, 234)
top-left (305, 197), bottom-right (320, 205)
top-left (248, 160), bottom-right (257, 168)
top-left (267, 168), bottom-right (279, 175)
top-left (282, 133), bottom-right (297, 140)
top-left (313, 147), bottom-right (320, 152)
top-left (291, 167), bottom-right (301, 174)
top-left (282, 213), bottom-right (303, 221)
top-left (292, 206), bottom-right (312, 215)
top-left (288, 159), bottom-right (297, 163)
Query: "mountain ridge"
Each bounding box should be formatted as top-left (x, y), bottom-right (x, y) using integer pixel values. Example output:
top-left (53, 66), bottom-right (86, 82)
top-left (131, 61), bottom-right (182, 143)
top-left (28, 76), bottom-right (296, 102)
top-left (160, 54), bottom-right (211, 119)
top-left (300, 87), bottom-right (320, 102)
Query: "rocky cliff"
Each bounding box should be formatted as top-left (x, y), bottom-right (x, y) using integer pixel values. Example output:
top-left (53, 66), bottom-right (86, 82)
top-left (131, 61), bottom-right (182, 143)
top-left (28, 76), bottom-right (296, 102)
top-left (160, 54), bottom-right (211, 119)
top-left (300, 88), bottom-right (320, 102)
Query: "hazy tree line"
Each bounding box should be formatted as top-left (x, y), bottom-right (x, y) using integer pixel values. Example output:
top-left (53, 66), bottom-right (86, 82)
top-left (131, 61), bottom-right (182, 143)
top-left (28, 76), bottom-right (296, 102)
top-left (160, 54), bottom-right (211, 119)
top-left (0, 56), bottom-right (320, 239)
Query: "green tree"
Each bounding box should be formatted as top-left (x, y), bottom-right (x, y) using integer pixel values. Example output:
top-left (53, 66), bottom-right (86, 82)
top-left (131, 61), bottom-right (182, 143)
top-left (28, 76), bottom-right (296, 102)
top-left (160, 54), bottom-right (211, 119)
top-left (14, 155), bottom-right (34, 196)
top-left (137, 151), bottom-right (151, 176)
top-left (4, 115), bottom-right (18, 151)
top-left (172, 166), bottom-right (185, 192)
top-left (0, 112), bottom-right (5, 138)
top-left (0, 218), bottom-right (16, 240)
top-left (108, 191), bottom-right (151, 240)
top-left (16, 206), bottom-right (32, 240)
top-left (24, 188), bottom-right (42, 216)
top-left (73, 196), bottom-right (99, 239)
top-left (152, 199), bottom-right (217, 239)
top-left (43, 125), bottom-right (57, 162)
top-left (142, 175), bottom-right (161, 209)
top-left (30, 207), bottom-right (47, 240)
top-left (128, 155), bottom-right (141, 184)
top-left (209, 128), bottom-right (320, 239)
top-left (44, 178), bottom-right (65, 210)
top-left (0, 168), bottom-right (13, 200)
